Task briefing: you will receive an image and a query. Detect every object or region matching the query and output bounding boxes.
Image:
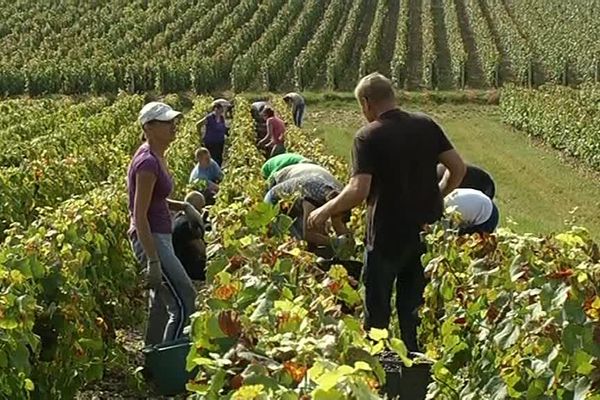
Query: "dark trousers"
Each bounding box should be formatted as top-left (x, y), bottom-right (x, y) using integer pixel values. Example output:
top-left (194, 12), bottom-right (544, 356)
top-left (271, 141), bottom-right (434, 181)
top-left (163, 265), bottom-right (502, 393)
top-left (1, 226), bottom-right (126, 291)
top-left (269, 143), bottom-right (286, 158)
top-left (363, 238), bottom-right (426, 352)
top-left (204, 141), bottom-right (224, 166)
top-left (202, 189), bottom-right (216, 206)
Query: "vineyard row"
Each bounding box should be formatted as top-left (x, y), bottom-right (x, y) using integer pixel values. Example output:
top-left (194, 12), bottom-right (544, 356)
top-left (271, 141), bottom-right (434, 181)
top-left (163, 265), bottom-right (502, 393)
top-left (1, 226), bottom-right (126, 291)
top-left (0, 0), bottom-right (599, 95)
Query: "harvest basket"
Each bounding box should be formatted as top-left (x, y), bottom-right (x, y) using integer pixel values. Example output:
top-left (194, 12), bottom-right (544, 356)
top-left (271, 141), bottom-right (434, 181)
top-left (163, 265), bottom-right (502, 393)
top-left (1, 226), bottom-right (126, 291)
top-left (142, 337), bottom-right (196, 396)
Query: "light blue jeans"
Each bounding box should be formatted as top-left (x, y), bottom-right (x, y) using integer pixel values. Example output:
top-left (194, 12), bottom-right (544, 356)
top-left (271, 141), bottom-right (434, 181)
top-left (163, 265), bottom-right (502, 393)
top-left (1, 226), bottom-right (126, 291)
top-left (293, 102), bottom-right (305, 127)
top-left (130, 232), bottom-right (196, 346)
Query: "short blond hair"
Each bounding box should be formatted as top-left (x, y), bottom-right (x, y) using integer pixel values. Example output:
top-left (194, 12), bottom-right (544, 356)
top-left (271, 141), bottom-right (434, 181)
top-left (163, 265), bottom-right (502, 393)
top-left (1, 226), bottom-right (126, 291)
top-left (185, 191), bottom-right (205, 210)
top-left (354, 72), bottom-right (395, 103)
top-left (195, 147), bottom-right (210, 160)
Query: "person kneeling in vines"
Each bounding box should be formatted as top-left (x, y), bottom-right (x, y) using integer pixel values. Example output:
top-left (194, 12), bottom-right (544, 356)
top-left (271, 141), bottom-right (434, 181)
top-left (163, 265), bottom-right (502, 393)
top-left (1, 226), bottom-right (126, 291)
top-left (264, 172), bottom-right (353, 259)
top-left (258, 107), bottom-right (286, 159)
top-left (172, 191), bottom-right (208, 285)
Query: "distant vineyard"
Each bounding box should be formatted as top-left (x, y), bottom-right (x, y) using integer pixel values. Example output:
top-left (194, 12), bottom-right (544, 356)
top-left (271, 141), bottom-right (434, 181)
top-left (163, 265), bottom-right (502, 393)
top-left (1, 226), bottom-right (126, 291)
top-left (501, 84), bottom-right (600, 171)
top-left (0, 0), bottom-right (599, 94)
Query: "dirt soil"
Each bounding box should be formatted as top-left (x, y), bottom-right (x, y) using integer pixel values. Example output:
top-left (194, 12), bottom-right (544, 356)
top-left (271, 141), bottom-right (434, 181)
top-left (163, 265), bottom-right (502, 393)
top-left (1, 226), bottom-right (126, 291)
top-left (76, 330), bottom-right (184, 400)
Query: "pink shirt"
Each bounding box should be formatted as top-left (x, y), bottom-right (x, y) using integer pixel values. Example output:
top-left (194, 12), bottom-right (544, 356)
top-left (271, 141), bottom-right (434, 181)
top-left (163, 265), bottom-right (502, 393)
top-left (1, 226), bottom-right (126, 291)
top-left (267, 116), bottom-right (285, 145)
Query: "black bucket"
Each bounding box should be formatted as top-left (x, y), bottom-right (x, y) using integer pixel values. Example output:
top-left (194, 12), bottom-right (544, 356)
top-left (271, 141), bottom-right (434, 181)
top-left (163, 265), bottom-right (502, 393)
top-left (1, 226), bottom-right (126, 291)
top-left (142, 337), bottom-right (196, 396)
top-left (380, 352), bottom-right (432, 399)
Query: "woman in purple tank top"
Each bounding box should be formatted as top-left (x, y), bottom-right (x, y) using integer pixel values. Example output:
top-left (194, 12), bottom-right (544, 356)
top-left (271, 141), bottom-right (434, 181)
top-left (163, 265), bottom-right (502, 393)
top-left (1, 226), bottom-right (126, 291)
top-left (127, 101), bottom-right (197, 351)
top-left (196, 102), bottom-right (228, 166)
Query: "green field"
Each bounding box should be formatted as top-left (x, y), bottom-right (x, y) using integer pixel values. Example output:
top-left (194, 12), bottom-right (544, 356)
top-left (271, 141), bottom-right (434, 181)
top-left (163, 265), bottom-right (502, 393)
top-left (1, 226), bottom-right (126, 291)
top-left (304, 100), bottom-right (600, 238)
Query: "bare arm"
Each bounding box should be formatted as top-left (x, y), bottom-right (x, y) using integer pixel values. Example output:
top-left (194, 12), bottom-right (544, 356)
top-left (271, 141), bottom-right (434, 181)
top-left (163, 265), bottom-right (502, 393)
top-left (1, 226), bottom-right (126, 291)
top-left (438, 149), bottom-right (466, 197)
top-left (134, 171), bottom-right (159, 261)
top-left (167, 199), bottom-right (186, 212)
top-left (258, 135), bottom-right (270, 148)
top-left (302, 201), bottom-right (332, 246)
top-left (196, 116), bottom-right (207, 127)
top-left (307, 174), bottom-right (371, 230)
top-left (196, 117), bottom-right (207, 139)
top-left (258, 131), bottom-right (270, 146)
top-left (259, 120), bottom-right (273, 146)
top-left (331, 218), bottom-right (351, 236)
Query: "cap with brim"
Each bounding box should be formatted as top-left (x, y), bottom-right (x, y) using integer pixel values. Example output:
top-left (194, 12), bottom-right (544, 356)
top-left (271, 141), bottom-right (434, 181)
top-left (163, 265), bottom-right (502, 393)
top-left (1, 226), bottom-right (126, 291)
top-left (138, 101), bottom-right (183, 126)
top-left (211, 99), bottom-right (230, 109)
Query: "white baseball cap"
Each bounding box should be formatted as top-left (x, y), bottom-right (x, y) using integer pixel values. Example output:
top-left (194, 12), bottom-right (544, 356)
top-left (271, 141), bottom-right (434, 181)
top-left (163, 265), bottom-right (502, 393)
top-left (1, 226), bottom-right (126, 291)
top-left (211, 99), bottom-right (230, 108)
top-left (138, 102), bottom-right (182, 126)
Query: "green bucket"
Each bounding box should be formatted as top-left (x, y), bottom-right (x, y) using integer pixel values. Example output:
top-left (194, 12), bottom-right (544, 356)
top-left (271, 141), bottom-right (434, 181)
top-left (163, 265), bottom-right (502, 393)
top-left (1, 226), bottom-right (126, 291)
top-left (142, 337), bottom-right (196, 396)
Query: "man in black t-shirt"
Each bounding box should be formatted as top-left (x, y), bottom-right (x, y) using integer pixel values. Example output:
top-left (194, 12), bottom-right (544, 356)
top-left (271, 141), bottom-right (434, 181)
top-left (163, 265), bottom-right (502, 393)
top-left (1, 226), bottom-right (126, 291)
top-left (308, 73), bottom-right (466, 351)
top-left (172, 191), bottom-right (207, 282)
top-left (437, 163), bottom-right (496, 199)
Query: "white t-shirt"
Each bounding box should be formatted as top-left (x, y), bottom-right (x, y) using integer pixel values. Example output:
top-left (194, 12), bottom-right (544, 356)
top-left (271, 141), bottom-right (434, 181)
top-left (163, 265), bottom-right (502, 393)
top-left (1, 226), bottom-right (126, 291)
top-left (271, 162), bottom-right (340, 187)
top-left (445, 188), bottom-right (493, 226)
top-left (284, 92), bottom-right (304, 106)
